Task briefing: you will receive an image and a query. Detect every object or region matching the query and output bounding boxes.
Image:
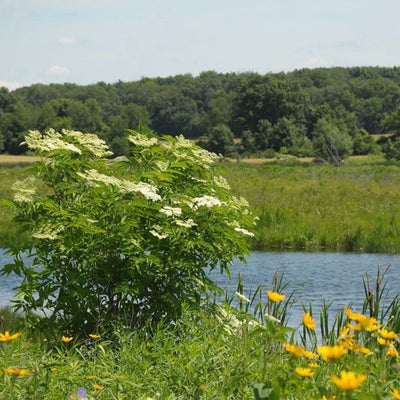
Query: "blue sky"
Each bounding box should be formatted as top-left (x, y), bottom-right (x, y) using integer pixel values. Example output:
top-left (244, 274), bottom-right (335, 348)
top-left (1, 0), bottom-right (399, 90)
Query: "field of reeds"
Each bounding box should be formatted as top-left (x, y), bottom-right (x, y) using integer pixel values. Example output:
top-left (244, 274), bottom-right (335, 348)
top-left (223, 155), bottom-right (400, 252)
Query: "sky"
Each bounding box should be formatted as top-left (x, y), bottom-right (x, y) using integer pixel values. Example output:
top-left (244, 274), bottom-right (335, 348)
top-left (1, 0), bottom-right (399, 90)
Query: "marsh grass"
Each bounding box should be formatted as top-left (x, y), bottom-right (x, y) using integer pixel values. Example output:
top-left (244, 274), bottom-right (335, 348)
top-left (223, 159), bottom-right (400, 252)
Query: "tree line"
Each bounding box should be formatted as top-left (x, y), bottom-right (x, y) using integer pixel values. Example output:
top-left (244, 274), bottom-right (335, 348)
top-left (2, 66), bottom-right (400, 163)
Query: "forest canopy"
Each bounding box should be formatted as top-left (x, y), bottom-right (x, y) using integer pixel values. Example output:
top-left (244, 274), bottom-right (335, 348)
top-left (1, 66), bottom-right (400, 162)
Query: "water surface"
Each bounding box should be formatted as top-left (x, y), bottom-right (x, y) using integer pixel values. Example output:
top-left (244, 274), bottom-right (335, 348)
top-left (2, 250), bottom-right (400, 328)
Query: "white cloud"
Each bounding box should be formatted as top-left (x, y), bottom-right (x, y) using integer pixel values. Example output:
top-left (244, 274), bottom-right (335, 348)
top-left (58, 37), bottom-right (76, 45)
top-left (46, 66), bottom-right (71, 75)
top-left (0, 80), bottom-right (23, 91)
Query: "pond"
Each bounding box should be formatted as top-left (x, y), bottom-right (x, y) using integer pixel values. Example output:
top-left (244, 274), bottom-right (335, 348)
top-left (1, 250), bottom-right (400, 329)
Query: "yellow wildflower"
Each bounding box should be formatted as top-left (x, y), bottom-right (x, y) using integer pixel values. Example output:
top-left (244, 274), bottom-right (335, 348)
top-left (308, 362), bottom-right (319, 368)
top-left (391, 388), bottom-right (400, 399)
top-left (344, 308), bottom-right (364, 321)
top-left (303, 350), bottom-right (318, 359)
top-left (295, 367), bottom-right (314, 377)
top-left (89, 334), bottom-right (100, 339)
top-left (378, 337), bottom-right (394, 346)
top-left (319, 396), bottom-right (337, 400)
top-left (344, 309), bottom-right (381, 331)
top-left (317, 345), bottom-right (347, 361)
top-left (347, 322), bottom-right (362, 331)
top-left (266, 290), bottom-right (285, 302)
top-left (3, 367), bottom-right (30, 376)
top-left (93, 384), bottom-right (104, 390)
top-left (61, 336), bottom-right (73, 343)
top-left (352, 344), bottom-right (371, 354)
top-left (283, 343), bottom-right (305, 358)
top-left (88, 375), bottom-right (96, 379)
top-left (337, 327), bottom-right (355, 350)
top-left (331, 370), bottom-right (367, 391)
top-left (379, 329), bottom-right (398, 340)
top-left (303, 312), bottom-right (316, 330)
top-left (386, 347), bottom-right (399, 357)
top-left (0, 331), bottom-right (21, 342)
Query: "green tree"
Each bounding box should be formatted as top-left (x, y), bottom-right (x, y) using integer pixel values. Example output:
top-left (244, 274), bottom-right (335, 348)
top-left (312, 118), bottom-right (353, 165)
top-left (204, 124), bottom-right (237, 157)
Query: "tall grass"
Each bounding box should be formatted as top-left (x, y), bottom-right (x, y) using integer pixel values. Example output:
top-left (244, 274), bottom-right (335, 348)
top-left (223, 159), bottom-right (400, 252)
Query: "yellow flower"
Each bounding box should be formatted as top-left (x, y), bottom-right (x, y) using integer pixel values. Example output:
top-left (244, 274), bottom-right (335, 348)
top-left (0, 331), bottom-right (21, 342)
top-left (352, 344), bottom-right (371, 355)
top-left (88, 375), bottom-right (96, 379)
top-left (317, 345), bottom-right (347, 361)
top-left (378, 337), bottom-right (394, 346)
top-left (303, 350), bottom-right (318, 359)
top-left (319, 396), bottom-right (337, 400)
top-left (93, 384), bottom-right (104, 390)
top-left (386, 347), bottom-right (399, 358)
top-left (295, 367), bottom-right (314, 377)
top-left (337, 327), bottom-right (355, 350)
top-left (391, 388), bottom-right (400, 399)
top-left (266, 290), bottom-right (285, 302)
top-left (308, 362), bottom-right (319, 368)
top-left (283, 343), bottom-right (305, 358)
top-left (61, 336), bottom-right (73, 343)
top-left (89, 334), bottom-right (100, 339)
top-left (331, 370), bottom-right (367, 391)
top-left (344, 309), bottom-right (381, 331)
top-left (3, 367), bottom-right (30, 376)
top-left (303, 312), bottom-right (316, 330)
top-left (379, 329), bottom-right (398, 340)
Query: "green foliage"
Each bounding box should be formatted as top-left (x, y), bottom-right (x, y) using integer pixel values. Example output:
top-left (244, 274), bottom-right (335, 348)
top-left (312, 117), bottom-right (353, 165)
top-left (382, 136), bottom-right (400, 160)
top-left (204, 123), bottom-right (237, 157)
top-left (4, 67), bottom-right (400, 157)
top-left (3, 129), bottom-right (254, 336)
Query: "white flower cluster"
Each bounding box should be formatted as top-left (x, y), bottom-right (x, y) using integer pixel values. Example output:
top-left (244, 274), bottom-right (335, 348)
top-left (174, 135), bottom-right (192, 148)
top-left (192, 148), bottom-right (219, 165)
top-left (24, 129), bottom-right (81, 154)
top-left (78, 169), bottom-right (162, 201)
top-left (234, 227), bottom-right (254, 237)
top-left (119, 181), bottom-right (162, 202)
top-left (191, 195), bottom-right (222, 209)
top-left (32, 225), bottom-right (64, 240)
top-left (213, 175), bottom-right (230, 189)
top-left (175, 218), bottom-right (197, 228)
top-left (160, 206), bottom-right (182, 217)
top-left (127, 132), bottom-right (158, 147)
top-left (155, 161), bottom-right (169, 172)
top-left (63, 130), bottom-right (113, 157)
top-left (149, 225), bottom-right (168, 239)
top-left (12, 178), bottom-right (36, 203)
